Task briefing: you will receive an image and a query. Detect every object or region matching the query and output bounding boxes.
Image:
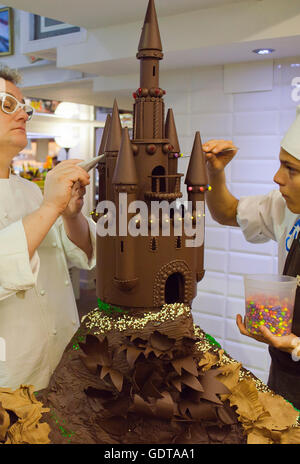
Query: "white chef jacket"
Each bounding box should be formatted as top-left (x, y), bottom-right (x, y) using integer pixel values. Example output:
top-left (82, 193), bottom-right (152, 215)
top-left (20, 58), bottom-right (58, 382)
top-left (0, 172), bottom-right (96, 391)
top-left (236, 189), bottom-right (300, 273)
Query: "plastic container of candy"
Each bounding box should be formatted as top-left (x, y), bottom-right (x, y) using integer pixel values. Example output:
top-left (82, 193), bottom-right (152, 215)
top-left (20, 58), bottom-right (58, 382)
top-left (243, 274), bottom-right (297, 336)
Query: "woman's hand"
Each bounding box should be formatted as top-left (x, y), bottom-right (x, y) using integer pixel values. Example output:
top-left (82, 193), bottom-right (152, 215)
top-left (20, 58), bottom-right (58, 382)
top-left (202, 139), bottom-right (238, 175)
top-left (236, 314), bottom-right (300, 356)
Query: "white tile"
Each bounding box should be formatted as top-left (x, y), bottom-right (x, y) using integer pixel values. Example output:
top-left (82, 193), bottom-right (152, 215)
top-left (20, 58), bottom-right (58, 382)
top-left (225, 297), bottom-right (245, 320)
top-left (233, 111), bottom-right (280, 135)
top-left (191, 113), bottom-right (232, 137)
top-left (192, 292), bottom-right (226, 318)
top-left (191, 89), bottom-right (233, 114)
top-left (197, 271), bottom-right (227, 296)
top-left (228, 274), bottom-right (244, 298)
top-left (224, 61), bottom-right (273, 94)
top-left (190, 66), bottom-right (224, 91)
top-left (230, 182), bottom-right (275, 197)
top-left (233, 135), bottom-right (282, 160)
top-left (233, 87), bottom-right (280, 112)
top-left (231, 160), bottom-right (279, 183)
top-left (205, 226), bottom-right (229, 250)
top-left (205, 249), bottom-right (227, 273)
top-left (192, 312), bottom-right (224, 341)
top-left (229, 228), bottom-right (273, 255)
top-left (279, 109), bottom-right (298, 134)
top-left (223, 340), bottom-right (270, 371)
top-left (228, 252), bottom-right (273, 275)
top-left (165, 92), bottom-right (190, 114)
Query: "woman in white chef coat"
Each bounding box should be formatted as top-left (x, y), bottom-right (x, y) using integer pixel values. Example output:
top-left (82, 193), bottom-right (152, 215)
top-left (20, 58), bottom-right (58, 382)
top-left (0, 67), bottom-right (96, 391)
top-left (203, 106), bottom-right (300, 408)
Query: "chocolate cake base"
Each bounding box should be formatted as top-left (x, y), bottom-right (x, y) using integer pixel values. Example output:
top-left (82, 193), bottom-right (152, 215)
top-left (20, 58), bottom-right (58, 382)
top-left (37, 304), bottom-right (300, 445)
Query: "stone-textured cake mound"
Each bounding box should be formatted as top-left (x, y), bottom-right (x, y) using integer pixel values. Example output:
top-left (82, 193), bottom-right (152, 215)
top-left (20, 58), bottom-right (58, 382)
top-left (37, 303), bottom-right (300, 445)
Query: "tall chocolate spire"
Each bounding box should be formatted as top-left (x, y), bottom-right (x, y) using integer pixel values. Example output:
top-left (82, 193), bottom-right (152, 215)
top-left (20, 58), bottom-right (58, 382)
top-left (165, 109), bottom-right (180, 153)
top-left (105, 100), bottom-right (122, 153)
top-left (185, 132), bottom-right (208, 186)
top-left (98, 114), bottom-right (111, 155)
top-left (137, 0), bottom-right (163, 56)
top-left (112, 128), bottom-right (138, 185)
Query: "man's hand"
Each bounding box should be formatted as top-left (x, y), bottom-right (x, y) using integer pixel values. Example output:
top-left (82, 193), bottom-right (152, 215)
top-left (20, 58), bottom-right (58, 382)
top-left (42, 160), bottom-right (90, 217)
top-left (236, 314), bottom-right (300, 356)
top-left (202, 139), bottom-right (238, 174)
top-left (62, 182), bottom-right (86, 219)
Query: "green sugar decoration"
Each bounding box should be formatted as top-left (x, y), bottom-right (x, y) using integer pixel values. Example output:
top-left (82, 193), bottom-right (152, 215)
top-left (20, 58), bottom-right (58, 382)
top-left (97, 298), bottom-right (128, 315)
top-left (205, 333), bottom-right (222, 349)
top-left (50, 410), bottom-right (75, 443)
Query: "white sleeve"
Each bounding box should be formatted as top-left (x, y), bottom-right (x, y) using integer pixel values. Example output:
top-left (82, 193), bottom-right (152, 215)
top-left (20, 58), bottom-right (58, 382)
top-left (0, 220), bottom-right (40, 301)
top-left (58, 216), bottom-right (96, 270)
top-left (236, 190), bottom-right (286, 244)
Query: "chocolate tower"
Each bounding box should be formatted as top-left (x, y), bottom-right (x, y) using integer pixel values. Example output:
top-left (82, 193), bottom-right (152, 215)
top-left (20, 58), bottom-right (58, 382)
top-left (96, 0), bottom-right (209, 311)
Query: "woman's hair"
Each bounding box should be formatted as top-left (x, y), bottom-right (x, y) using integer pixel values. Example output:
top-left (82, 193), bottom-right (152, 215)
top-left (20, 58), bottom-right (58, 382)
top-left (0, 66), bottom-right (22, 85)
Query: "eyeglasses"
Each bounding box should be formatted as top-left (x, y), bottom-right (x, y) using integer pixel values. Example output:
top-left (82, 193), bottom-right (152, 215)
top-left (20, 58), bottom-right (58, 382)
top-left (0, 92), bottom-right (34, 120)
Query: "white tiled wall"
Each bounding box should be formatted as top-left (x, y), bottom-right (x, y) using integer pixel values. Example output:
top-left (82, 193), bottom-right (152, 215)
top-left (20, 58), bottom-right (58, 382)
top-left (161, 57), bottom-right (300, 383)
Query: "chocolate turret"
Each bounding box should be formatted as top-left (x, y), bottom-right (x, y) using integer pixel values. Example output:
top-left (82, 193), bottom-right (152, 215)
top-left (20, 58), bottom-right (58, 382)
top-left (96, 0), bottom-right (208, 310)
top-left (185, 132), bottom-right (208, 187)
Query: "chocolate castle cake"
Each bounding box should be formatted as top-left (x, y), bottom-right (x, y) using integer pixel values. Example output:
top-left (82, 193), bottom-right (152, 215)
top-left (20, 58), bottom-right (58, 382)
top-left (1, 0), bottom-right (300, 445)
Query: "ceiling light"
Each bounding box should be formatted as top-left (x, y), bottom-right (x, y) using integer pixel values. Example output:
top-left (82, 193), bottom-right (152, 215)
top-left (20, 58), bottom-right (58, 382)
top-left (252, 48), bottom-right (275, 55)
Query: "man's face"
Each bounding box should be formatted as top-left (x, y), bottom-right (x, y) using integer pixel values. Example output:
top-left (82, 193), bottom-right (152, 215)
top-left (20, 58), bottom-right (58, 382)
top-left (0, 80), bottom-right (29, 155)
top-left (274, 148), bottom-right (300, 213)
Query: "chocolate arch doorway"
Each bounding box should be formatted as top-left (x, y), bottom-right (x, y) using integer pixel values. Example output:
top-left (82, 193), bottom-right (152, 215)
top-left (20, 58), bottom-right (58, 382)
top-left (153, 260), bottom-right (193, 306)
top-left (165, 272), bottom-right (184, 304)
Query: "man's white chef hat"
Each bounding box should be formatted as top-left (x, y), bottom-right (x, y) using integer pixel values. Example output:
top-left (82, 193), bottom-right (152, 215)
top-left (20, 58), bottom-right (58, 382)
top-left (281, 105), bottom-right (300, 160)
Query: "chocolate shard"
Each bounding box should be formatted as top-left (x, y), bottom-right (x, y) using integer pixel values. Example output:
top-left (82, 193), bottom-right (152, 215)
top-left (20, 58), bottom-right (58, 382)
top-left (185, 131), bottom-right (209, 186)
top-left (171, 356), bottom-right (199, 376)
top-left (180, 373), bottom-right (204, 392)
top-left (126, 346), bottom-right (144, 368)
top-left (198, 369), bottom-right (230, 405)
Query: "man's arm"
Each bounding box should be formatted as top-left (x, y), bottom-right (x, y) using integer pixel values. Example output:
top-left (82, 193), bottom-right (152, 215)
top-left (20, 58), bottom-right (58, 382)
top-left (62, 213), bottom-right (93, 260)
top-left (206, 169), bottom-right (239, 226)
top-left (23, 160), bottom-right (90, 260)
top-left (202, 139), bottom-right (239, 227)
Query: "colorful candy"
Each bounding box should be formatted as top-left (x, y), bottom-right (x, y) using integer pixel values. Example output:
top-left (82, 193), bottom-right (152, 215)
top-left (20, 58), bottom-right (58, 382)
top-left (245, 294), bottom-right (293, 336)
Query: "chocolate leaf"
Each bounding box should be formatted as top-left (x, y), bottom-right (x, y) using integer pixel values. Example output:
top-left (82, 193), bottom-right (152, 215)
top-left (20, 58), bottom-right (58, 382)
top-left (180, 400), bottom-right (217, 421)
top-left (79, 354), bottom-right (99, 375)
top-left (171, 377), bottom-right (182, 392)
top-left (217, 404), bottom-right (238, 425)
top-left (149, 331), bottom-right (175, 352)
top-left (100, 365), bottom-right (110, 380)
top-left (126, 346), bottom-right (144, 368)
top-left (141, 380), bottom-right (164, 399)
top-left (171, 357), bottom-right (198, 376)
top-left (131, 394), bottom-right (154, 416)
top-left (78, 334), bottom-right (101, 357)
top-left (154, 392), bottom-right (174, 419)
top-left (109, 369), bottom-right (123, 393)
top-left (199, 370), bottom-right (230, 405)
top-left (181, 373), bottom-right (204, 392)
